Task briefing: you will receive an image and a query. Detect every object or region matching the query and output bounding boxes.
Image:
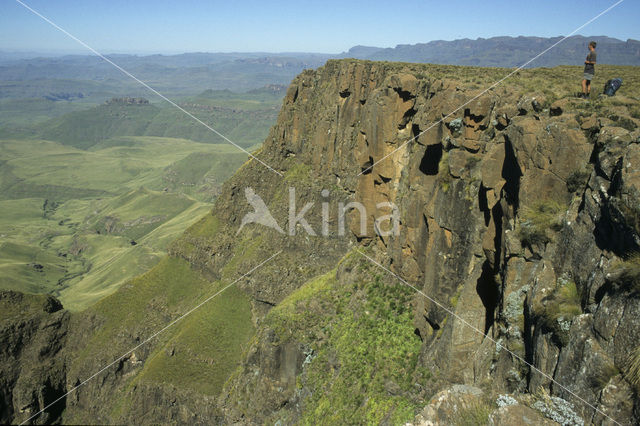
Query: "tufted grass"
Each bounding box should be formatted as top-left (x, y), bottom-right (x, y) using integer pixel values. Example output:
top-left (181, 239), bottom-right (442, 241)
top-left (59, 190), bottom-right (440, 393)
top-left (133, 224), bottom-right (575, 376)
top-left (535, 279), bottom-right (581, 346)
top-left (590, 361), bottom-right (620, 392)
top-left (455, 399), bottom-right (493, 426)
top-left (518, 200), bottom-right (566, 247)
top-left (438, 150), bottom-right (452, 192)
top-left (624, 346), bottom-right (640, 391)
top-left (609, 252), bottom-right (640, 294)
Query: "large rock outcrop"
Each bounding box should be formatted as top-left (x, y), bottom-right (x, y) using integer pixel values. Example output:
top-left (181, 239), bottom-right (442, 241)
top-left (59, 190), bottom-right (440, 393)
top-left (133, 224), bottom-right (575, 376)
top-left (220, 60), bottom-right (640, 424)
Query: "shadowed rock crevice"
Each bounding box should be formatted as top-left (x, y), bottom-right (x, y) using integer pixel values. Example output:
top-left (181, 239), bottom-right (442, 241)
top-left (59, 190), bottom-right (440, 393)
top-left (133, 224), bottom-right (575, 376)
top-left (491, 203), bottom-right (504, 269)
top-left (478, 184), bottom-right (491, 226)
top-left (464, 108), bottom-right (487, 130)
top-left (411, 123), bottom-right (421, 139)
top-left (594, 281), bottom-right (614, 304)
top-left (495, 115), bottom-right (509, 130)
top-left (393, 87), bottom-right (414, 102)
top-left (594, 201), bottom-right (640, 256)
top-left (593, 157), bottom-right (640, 256)
top-left (523, 300), bottom-right (535, 367)
top-left (476, 261), bottom-right (500, 335)
top-left (419, 144), bottom-right (443, 175)
top-left (424, 315), bottom-right (441, 333)
top-left (501, 135), bottom-right (521, 215)
top-left (361, 156), bottom-right (374, 175)
top-left (42, 379), bottom-right (67, 423)
top-left (399, 107), bottom-right (417, 129)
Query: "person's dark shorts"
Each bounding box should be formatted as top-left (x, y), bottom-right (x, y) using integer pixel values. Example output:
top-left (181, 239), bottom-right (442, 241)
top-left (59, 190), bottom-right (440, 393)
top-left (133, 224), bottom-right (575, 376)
top-left (583, 73), bottom-right (594, 81)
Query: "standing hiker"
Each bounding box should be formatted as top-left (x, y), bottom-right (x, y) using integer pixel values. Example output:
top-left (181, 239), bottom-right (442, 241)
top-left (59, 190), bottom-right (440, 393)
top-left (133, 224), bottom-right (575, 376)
top-left (581, 41), bottom-right (597, 99)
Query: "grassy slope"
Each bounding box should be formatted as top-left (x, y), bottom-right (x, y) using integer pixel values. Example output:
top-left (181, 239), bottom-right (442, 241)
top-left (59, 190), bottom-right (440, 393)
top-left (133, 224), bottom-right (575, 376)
top-left (66, 256), bottom-right (254, 423)
top-left (0, 136), bottom-right (248, 309)
top-left (0, 240), bottom-right (69, 293)
top-left (0, 137), bottom-right (243, 197)
top-left (0, 71), bottom-right (282, 420)
top-left (39, 104), bottom-right (162, 150)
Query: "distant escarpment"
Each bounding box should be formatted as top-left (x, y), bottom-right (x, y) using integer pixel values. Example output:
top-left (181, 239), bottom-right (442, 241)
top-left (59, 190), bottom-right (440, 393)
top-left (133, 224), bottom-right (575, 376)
top-left (105, 96), bottom-right (150, 105)
top-left (341, 35), bottom-right (640, 67)
top-left (2, 60), bottom-right (640, 425)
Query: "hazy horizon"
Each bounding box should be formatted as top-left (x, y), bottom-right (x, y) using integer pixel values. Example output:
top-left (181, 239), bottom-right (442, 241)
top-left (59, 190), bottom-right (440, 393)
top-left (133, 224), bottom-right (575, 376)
top-left (0, 34), bottom-right (637, 59)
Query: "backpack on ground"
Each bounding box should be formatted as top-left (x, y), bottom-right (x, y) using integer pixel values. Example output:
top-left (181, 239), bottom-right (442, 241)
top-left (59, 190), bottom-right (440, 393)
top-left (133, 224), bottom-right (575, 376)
top-left (603, 78), bottom-right (623, 96)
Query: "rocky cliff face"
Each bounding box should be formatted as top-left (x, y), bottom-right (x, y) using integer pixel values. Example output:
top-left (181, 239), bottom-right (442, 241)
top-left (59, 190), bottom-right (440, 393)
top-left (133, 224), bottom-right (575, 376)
top-left (218, 60), bottom-right (640, 424)
top-left (0, 292), bottom-right (68, 425)
top-left (1, 60), bottom-right (639, 425)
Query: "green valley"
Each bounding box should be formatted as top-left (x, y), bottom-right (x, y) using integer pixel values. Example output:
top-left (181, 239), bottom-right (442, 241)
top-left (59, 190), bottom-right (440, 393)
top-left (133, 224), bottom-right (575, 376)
top-left (0, 85), bottom-right (285, 310)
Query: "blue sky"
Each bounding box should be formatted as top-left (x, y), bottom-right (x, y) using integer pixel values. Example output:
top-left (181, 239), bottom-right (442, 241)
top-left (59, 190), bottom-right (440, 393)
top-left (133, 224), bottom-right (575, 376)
top-left (1, 0), bottom-right (638, 54)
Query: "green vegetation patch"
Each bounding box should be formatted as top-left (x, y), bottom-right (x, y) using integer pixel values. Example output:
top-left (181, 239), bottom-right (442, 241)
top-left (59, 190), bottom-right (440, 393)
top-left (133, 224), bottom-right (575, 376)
top-left (438, 149), bottom-right (452, 193)
top-left (57, 239), bottom-right (161, 311)
top-left (284, 161), bottom-right (313, 184)
top-left (220, 234), bottom-right (265, 279)
top-left (134, 282), bottom-right (254, 396)
top-left (88, 188), bottom-right (194, 240)
top-left (39, 103), bottom-right (161, 150)
top-left (265, 255), bottom-right (430, 424)
top-left (75, 256), bottom-right (254, 398)
top-left (29, 93), bottom-right (278, 150)
top-left (0, 97), bottom-right (92, 128)
top-left (0, 137), bottom-right (246, 199)
top-left (182, 213), bottom-right (220, 239)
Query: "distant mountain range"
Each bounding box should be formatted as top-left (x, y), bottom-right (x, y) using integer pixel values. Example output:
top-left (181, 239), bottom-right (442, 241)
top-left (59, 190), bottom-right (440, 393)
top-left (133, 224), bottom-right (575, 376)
top-left (338, 35), bottom-right (640, 67)
top-left (1, 36), bottom-right (638, 97)
top-left (0, 52), bottom-right (331, 95)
